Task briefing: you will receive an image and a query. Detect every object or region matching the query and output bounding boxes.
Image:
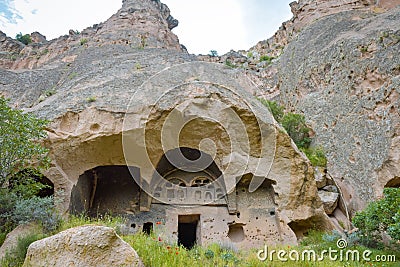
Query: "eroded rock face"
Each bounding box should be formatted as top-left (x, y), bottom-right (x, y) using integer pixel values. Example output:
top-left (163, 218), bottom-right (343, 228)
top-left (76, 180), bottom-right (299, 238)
top-left (278, 6), bottom-right (400, 213)
top-left (30, 32), bottom-right (47, 44)
top-left (23, 225), bottom-right (143, 267)
top-left (0, 0), bottom-right (182, 70)
top-left (0, 0), bottom-right (332, 247)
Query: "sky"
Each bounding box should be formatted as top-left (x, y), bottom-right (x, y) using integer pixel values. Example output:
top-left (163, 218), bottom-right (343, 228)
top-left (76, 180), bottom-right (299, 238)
top-left (0, 0), bottom-right (293, 55)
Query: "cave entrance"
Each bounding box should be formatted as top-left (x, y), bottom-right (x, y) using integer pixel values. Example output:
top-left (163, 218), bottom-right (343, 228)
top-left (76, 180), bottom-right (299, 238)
top-left (385, 177), bottom-right (400, 188)
top-left (178, 214), bottom-right (200, 249)
top-left (70, 165), bottom-right (139, 216)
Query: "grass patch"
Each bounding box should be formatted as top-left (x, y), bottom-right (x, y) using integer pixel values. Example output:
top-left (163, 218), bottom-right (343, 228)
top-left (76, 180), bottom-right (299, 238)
top-left (56, 214), bottom-right (124, 233)
top-left (260, 54), bottom-right (274, 63)
top-left (0, 233), bottom-right (45, 267)
top-left (301, 147), bottom-right (327, 167)
top-left (80, 38), bottom-right (88, 46)
top-left (2, 215), bottom-right (399, 266)
top-left (122, 231), bottom-right (399, 266)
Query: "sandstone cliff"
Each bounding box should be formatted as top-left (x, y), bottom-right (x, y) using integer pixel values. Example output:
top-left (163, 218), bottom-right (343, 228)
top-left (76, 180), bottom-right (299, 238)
top-left (0, 0), bottom-right (333, 246)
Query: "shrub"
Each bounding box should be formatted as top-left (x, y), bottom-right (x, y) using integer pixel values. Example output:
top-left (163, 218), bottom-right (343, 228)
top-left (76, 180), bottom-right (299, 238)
top-left (258, 99), bottom-right (284, 123)
top-left (87, 96), bottom-right (97, 103)
top-left (209, 50), bottom-right (218, 57)
top-left (15, 33), bottom-right (31, 45)
top-left (9, 168), bottom-right (50, 199)
top-left (300, 147), bottom-right (327, 167)
top-left (260, 55), bottom-right (274, 63)
top-left (225, 60), bottom-right (236, 68)
top-left (353, 188), bottom-right (400, 247)
top-left (12, 196), bottom-right (61, 232)
top-left (80, 38), bottom-right (88, 46)
top-left (281, 113), bottom-right (312, 149)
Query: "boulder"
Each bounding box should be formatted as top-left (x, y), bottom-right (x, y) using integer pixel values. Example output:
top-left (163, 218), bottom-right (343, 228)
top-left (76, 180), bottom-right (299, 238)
top-left (30, 32), bottom-right (47, 43)
top-left (322, 185), bottom-right (339, 193)
top-left (318, 190), bottom-right (339, 215)
top-left (23, 225), bottom-right (143, 267)
top-left (314, 167), bottom-right (327, 189)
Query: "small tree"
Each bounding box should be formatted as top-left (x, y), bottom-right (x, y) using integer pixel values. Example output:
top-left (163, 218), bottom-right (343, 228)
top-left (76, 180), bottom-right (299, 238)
top-left (353, 188), bottom-right (400, 246)
top-left (281, 113), bottom-right (312, 149)
top-left (258, 99), bottom-right (284, 123)
top-left (209, 50), bottom-right (218, 57)
top-left (15, 33), bottom-right (32, 45)
top-left (0, 97), bottom-right (49, 187)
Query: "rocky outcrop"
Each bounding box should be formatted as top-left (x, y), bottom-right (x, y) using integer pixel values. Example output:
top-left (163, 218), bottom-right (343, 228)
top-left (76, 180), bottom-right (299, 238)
top-left (30, 32), bottom-right (47, 44)
top-left (278, 6), bottom-right (400, 213)
top-left (23, 225), bottom-right (143, 267)
top-left (0, 0), bottom-right (333, 246)
top-left (0, 31), bottom-right (25, 68)
top-left (0, 0), bottom-right (182, 70)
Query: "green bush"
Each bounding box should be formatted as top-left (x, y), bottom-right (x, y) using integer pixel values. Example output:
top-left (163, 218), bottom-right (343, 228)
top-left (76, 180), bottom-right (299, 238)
top-left (353, 188), bottom-right (400, 247)
top-left (15, 33), bottom-right (31, 45)
top-left (281, 113), bottom-right (312, 149)
top-left (209, 50), bottom-right (218, 57)
top-left (258, 99), bottom-right (284, 123)
top-left (260, 55), bottom-right (274, 63)
top-left (12, 196), bottom-right (61, 232)
top-left (80, 38), bottom-right (88, 46)
top-left (225, 60), bottom-right (236, 68)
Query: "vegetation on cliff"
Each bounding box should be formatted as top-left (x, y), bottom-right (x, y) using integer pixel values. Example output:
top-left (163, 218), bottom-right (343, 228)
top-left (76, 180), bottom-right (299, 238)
top-left (259, 98), bottom-right (327, 167)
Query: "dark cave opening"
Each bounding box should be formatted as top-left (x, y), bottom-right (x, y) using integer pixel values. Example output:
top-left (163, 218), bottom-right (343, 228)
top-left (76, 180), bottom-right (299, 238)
top-left (69, 165), bottom-right (139, 216)
top-left (178, 214), bottom-right (200, 249)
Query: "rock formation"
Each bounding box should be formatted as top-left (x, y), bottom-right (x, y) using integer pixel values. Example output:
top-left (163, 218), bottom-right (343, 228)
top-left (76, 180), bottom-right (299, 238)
top-left (0, 0), bottom-right (182, 70)
top-left (0, 0), bottom-right (333, 248)
top-left (23, 225), bottom-right (143, 267)
top-left (278, 4), bottom-right (400, 214)
top-left (198, 0), bottom-right (399, 222)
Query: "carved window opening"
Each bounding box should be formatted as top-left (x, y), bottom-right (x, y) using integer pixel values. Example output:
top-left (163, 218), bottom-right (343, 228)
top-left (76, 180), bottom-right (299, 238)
top-left (191, 176), bottom-right (211, 187)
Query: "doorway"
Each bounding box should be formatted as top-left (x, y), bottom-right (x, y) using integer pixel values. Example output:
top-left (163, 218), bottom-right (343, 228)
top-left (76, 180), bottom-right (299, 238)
top-left (178, 215), bottom-right (200, 249)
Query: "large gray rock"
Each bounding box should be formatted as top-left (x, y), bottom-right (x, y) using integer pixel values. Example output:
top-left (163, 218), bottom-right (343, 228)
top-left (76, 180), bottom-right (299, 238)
top-left (318, 190), bottom-right (339, 215)
top-left (23, 225), bottom-right (143, 267)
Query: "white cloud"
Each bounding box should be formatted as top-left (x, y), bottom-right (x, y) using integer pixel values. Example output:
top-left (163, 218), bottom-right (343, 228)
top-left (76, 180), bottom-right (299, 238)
top-left (0, 0), bottom-right (121, 40)
top-left (163, 0), bottom-right (248, 55)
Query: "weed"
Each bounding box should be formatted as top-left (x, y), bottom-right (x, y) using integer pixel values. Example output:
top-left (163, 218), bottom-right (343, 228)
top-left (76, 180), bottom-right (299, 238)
top-left (86, 96), bottom-right (97, 103)
top-left (80, 38), bottom-right (88, 46)
top-left (135, 63), bottom-right (142, 70)
top-left (300, 146), bottom-right (327, 167)
top-left (43, 88), bottom-right (56, 97)
top-left (68, 72), bottom-right (77, 80)
top-left (0, 233), bottom-right (44, 267)
top-left (260, 54), bottom-right (274, 63)
top-left (225, 60), bottom-right (236, 68)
